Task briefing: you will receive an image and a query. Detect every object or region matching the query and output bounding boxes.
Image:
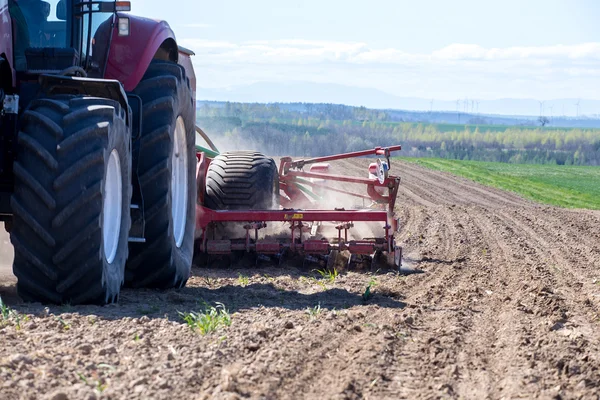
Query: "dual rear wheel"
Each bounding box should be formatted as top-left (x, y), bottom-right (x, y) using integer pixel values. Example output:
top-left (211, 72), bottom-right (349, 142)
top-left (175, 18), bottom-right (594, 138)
top-left (10, 60), bottom-right (196, 305)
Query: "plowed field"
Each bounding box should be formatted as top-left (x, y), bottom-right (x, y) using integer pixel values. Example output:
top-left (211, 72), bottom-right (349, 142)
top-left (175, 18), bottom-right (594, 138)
top-left (0, 159), bottom-right (599, 400)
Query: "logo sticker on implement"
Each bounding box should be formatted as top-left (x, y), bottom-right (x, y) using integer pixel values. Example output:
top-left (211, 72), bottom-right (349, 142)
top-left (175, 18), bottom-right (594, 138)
top-left (284, 213), bottom-right (304, 220)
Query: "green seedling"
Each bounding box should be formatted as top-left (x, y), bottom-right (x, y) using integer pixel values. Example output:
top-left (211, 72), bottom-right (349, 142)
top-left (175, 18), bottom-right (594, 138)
top-left (13, 312), bottom-right (22, 330)
top-left (77, 372), bottom-right (89, 385)
top-left (55, 316), bottom-right (70, 330)
top-left (0, 297), bottom-right (29, 329)
top-left (203, 276), bottom-right (216, 287)
top-left (362, 277), bottom-right (377, 302)
top-left (0, 297), bottom-right (11, 320)
top-left (315, 268), bottom-right (339, 283)
top-left (306, 303), bottom-right (323, 319)
top-left (315, 279), bottom-right (327, 291)
top-left (96, 382), bottom-right (108, 393)
top-left (178, 302), bottom-right (232, 335)
top-left (237, 274), bottom-right (250, 287)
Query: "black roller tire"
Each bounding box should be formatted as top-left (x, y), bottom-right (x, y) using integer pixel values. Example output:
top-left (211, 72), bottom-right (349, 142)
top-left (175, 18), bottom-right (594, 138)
top-left (125, 60), bottom-right (197, 289)
top-left (11, 96), bottom-right (132, 305)
top-left (204, 151), bottom-right (279, 210)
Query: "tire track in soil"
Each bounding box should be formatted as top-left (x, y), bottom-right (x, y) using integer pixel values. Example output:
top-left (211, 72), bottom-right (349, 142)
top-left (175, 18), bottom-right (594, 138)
top-left (483, 209), bottom-right (600, 397)
top-left (494, 209), bottom-right (600, 333)
top-left (385, 205), bottom-right (508, 399)
top-left (368, 205), bottom-right (476, 398)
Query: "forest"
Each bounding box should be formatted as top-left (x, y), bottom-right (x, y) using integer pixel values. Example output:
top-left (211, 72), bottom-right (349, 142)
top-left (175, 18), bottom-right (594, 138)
top-left (197, 102), bottom-right (600, 166)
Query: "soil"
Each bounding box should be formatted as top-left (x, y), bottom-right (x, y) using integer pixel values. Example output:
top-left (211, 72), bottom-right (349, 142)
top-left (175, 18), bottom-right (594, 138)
top-left (0, 159), bottom-right (599, 400)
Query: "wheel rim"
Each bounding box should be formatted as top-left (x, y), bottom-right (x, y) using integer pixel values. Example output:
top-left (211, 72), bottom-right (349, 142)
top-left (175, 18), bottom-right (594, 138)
top-left (103, 149), bottom-right (122, 264)
top-left (172, 116), bottom-right (188, 248)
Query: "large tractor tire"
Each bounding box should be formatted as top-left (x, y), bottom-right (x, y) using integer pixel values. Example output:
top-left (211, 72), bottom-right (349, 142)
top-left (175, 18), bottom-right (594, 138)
top-left (125, 60), bottom-right (196, 289)
top-left (204, 151), bottom-right (279, 210)
top-left (11, 96), bottom-right (132, 305)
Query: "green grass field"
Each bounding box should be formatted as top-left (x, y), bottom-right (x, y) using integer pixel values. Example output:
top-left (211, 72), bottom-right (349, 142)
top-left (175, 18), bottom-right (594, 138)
top-left (400, 158), bottom-right (600, 210)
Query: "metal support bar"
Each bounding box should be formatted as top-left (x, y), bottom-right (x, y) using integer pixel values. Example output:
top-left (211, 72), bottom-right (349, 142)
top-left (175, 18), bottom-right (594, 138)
top-left (285, 145), bottom-right (402, 170)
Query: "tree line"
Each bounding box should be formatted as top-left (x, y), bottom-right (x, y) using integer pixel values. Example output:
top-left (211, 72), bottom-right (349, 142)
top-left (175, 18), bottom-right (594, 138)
top-left (197, 102), bottom-right (600, 166)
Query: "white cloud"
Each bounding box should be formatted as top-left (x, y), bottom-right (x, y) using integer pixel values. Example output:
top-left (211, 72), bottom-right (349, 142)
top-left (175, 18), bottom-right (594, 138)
top-left (180, 39), bottom-right (600, 65)
top-left (178, 39), bottom-right (600, 100)
top-left (179, 23), bottom-right (213, 29)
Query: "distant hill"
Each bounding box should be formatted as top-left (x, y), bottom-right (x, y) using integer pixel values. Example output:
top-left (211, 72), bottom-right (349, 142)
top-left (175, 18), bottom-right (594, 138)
top-left (197, 81), bottom-right (600, 123)
top-left (197, 98), bottom-right (600, 129)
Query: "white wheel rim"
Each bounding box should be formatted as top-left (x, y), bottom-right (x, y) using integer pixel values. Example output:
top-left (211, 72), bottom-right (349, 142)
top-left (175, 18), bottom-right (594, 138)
top-left (103, 150), bottom-right (122, 264)
top-left (172, 116), bottom-right (188, 248)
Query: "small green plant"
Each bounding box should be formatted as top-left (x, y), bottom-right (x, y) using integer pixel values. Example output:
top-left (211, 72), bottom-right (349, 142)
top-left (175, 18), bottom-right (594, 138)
top-left (13, 312), bottom-right (22, 330)
top-left (237, 274), bottom-right (250, 287)
top-left (96, 382), bottom-right (108, 393)
top-left (314, 278), bottom-right (327, 291)
top-left (0, 297), bottom-right (28, 329)
top-left (77, 372), bottom-right (89, 385)
top-left (315, 268), bottom-right (339, 283)
top-left (55, 316), bottom-right (70, 331)
top-left (77, 370), bottom-right (109, 394)
top-left (306, 303), bottom-right (323, 319)
top-left (178, 302), bottom-right (232, 335)
top-left (263, 273), bottom-right (275, 282)
top-left (0, 297), bottom-right (10, 320)
top-left (203, 276), bottom-right (216, 287)
top-left (298, 276), bottom-right (311, 285)
top-left (133, 333), bottom-right (140, 341)
top-left (362, 277), bottom-right (377, 302)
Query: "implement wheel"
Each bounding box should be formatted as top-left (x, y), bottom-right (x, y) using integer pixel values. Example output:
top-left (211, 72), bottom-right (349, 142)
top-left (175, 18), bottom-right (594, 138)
top-left (204, 151), bottom-right (279, 210)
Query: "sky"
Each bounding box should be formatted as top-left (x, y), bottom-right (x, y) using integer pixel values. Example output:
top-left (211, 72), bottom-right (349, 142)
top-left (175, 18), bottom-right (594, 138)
top-left (129, 0), bottom-right (600, 107)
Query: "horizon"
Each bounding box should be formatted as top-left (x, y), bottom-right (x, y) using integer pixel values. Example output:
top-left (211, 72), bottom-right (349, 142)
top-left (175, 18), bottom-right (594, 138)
top-left (130, 0), bottom-right (600, 114)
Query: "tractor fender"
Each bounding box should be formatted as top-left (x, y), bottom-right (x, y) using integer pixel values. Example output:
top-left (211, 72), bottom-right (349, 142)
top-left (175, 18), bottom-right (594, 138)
top-left (104, 14), bottom-right (178, 92)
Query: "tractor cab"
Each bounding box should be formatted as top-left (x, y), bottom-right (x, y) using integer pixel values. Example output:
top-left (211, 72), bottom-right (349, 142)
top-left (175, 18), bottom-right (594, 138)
top-left (8, 0), bottom-right (129, 74)
top-left (7, 0), bottom-right (131, 112)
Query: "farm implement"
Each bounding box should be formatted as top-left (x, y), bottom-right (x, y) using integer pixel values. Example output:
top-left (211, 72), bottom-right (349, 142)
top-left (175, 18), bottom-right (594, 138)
top-left (194, 139), bottom-right (411, 273)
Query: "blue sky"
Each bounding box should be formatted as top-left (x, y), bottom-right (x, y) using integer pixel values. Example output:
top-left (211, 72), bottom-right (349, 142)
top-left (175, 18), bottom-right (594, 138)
top-left (131, 0), bottom-right (600, 103)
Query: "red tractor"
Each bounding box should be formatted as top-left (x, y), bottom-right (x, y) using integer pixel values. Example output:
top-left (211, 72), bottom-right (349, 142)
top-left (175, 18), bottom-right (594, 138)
top-left (0, 0), bottom-right (411, 306)
top-left (1, 0), bottom-right (198, 304)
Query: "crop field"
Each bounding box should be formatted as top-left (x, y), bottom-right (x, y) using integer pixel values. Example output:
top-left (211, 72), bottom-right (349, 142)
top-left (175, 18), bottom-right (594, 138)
top-left (0, 158), bottom-right (599, 399)
top-left (402, 157), bottom-right (600, 210)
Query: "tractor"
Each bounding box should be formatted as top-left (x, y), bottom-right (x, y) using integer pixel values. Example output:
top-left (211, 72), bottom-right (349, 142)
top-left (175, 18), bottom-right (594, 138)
top-left (0, 0), bottom-right (411, 306)
top-left (0, 0), bottom-right (198, 304)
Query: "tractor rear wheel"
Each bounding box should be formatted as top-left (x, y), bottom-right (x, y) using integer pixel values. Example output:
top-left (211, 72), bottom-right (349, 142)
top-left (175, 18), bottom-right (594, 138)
top-left (204, 151), bottom-right (279, 210)
top-left (125, 60), bottom-right (196, 289)
top-left (11, 96), bottom-right (132, 305)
